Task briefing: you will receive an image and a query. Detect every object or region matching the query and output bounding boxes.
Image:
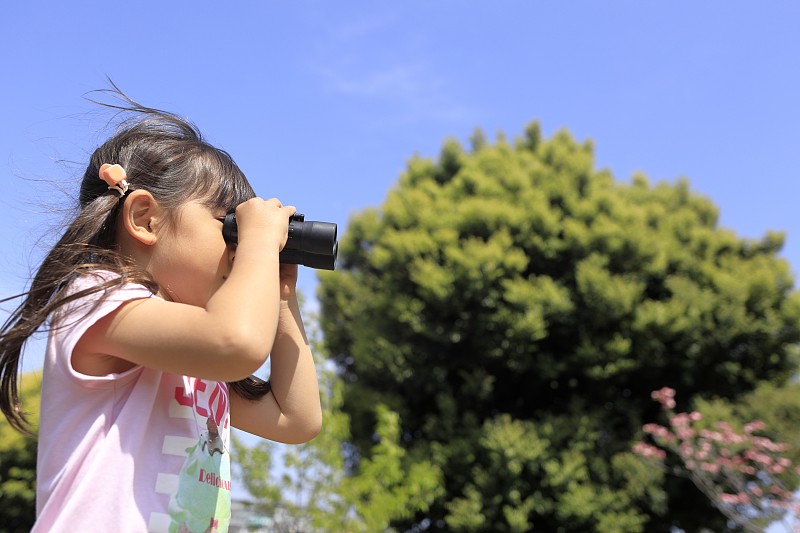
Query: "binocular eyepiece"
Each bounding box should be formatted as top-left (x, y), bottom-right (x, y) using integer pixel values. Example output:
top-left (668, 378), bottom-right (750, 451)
top-left (222, 212), bottom-right (338, 271)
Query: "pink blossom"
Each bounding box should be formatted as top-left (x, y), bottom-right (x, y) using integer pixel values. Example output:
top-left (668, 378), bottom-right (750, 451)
top-left (642, 423), bottom-right (661, 434)
top-left (642, 385), bottom-right (800, 526)
top-left (670, 414), bottom-right (698, 439)
top-left (719, 493), bottom-right (743, 505)
top-left (770, 463), bottom-right (787, 474)
top-left (744, 450), bottom-right (773, 466)
top-left (651, 387), bottom-right (676, 409)
top-left (700, 429), bottom-right (724, 442)
top-left (770, 486), bottom-right (792, 499)
top-left (651, 387), bottom-right (675, 400)
top-left (743, 420), bottom-right (765, 434)
top-left (680, 443), bottom-right (693, 458)
top-left (753, 436), bottom-right (789, 453)
top-left (643, 423), bottom-right (672, 441)
top-left (632, 442), bottom-right (666, 460)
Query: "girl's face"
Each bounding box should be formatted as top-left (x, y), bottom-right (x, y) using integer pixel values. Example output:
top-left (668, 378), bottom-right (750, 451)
top-left (150, 199), bottom-right (234, 307)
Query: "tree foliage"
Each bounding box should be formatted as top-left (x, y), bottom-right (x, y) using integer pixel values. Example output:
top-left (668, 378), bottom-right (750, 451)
top-left (233, 334), bottom-right (442, 532)
top-left (317, 122), bottom-right (800, 531)
top-left (0, 371), bottom-right (40, 533)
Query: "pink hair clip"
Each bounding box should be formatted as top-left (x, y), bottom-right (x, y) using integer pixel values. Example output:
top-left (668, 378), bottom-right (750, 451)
top-left (98, 163), bottom-right (130, 196)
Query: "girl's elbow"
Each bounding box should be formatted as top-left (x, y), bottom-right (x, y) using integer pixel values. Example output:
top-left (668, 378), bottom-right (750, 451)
top-left (287, 411), bottom-right (323, 444)
top-left (291, 425), bottom-right (322, 445)
top-left (216, 330), bottom-right (271, 380)
top-left (306, 412), bottom-right (323, 441)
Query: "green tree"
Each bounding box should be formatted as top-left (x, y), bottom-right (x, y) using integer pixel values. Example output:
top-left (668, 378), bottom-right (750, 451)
top-left (233, 317), bottom-right (442, 531)
top-left (317, 122), bottom-right (800, 532)
top-left (0, 371), bottom-right (40, 533)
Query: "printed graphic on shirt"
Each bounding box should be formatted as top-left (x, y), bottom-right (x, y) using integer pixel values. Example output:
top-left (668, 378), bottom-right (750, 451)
top-left (167, 416), bottom-right (231, 533)
top-left (149, 377), bottom-right (231, 533)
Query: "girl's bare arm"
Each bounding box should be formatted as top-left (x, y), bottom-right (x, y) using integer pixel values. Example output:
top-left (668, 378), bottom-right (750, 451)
top-left (75, 198), bottom-right (290, 382)
top-left (230, 292), bottom-right (322, 444)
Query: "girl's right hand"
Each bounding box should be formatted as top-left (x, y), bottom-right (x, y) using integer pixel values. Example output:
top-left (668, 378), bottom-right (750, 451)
top-left (234, 197), bottom-right (297, 252)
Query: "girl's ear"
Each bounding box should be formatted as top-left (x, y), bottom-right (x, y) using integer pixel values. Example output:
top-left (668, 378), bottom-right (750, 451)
top-left (121, 190), bottom-right (163, 246)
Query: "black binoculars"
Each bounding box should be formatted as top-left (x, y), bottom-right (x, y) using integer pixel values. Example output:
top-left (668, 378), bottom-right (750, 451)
top-left (221, 212), bottom-right (338, 271)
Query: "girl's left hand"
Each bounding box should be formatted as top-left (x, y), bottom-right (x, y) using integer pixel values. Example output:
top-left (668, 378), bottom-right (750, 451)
top-left (279, 263), bottom-right (299, 301)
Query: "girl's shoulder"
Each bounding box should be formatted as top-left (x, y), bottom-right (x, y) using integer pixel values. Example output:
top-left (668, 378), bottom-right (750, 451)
top-left (54, 270), bottom-right (157, 323)
top-left (65, 269), bottom-right (156, 296)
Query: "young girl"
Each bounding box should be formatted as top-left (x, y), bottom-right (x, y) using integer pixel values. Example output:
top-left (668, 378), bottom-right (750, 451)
top-left (0, 88), bottom-right (322, 532)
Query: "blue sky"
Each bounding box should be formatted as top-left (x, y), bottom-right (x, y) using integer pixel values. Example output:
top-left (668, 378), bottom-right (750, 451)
top-left (2, 2), bottom-right (799, 359)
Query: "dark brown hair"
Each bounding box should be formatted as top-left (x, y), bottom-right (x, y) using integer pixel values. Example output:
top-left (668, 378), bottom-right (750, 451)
top-left (0, 83), bottom-right (269, 434)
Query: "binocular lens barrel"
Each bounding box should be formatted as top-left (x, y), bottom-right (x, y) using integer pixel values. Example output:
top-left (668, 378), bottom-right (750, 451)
top-left (222, 213), bottom-right (338, 271)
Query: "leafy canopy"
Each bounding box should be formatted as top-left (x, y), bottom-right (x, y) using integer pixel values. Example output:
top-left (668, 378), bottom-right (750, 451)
top-left (318, 122), bottom-right (800, 532)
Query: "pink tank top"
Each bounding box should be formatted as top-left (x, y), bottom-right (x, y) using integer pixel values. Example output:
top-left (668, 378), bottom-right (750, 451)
top-left (35, 272), bottom-right (233, 532)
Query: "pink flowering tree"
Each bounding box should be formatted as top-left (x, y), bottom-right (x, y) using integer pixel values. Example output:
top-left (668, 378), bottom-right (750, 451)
top-left (634, 387), bottom-right (800, 532)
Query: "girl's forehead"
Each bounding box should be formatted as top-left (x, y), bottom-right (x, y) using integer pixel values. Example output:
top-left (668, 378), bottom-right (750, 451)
top-left (194, 181), bottom-right (247, 210)
top-left (169, 198), bottom-right (223, 225)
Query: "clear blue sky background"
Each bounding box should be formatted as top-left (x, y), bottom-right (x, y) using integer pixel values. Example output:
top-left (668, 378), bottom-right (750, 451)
top-left (2, 2), bottom-right (799, 358)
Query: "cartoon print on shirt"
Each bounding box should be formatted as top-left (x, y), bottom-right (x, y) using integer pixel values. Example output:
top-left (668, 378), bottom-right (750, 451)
top-left (203, 416), bottom-right (225, 456)
top-left (178, 518), bottom-right (219, 533)
top-left (167, 377), bottom-right (232, 533)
